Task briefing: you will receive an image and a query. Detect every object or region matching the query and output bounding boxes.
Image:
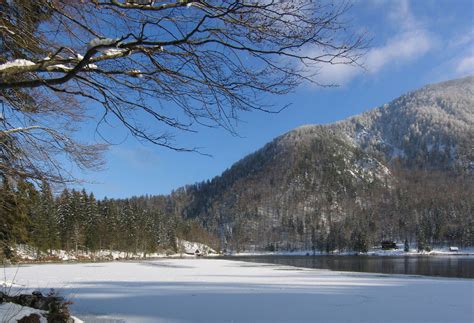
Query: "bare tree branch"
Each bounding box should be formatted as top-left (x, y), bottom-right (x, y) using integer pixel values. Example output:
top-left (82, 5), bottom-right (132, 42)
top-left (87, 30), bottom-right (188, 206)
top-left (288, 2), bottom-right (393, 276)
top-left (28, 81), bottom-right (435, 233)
top-left (0, 0), bottom-right (367, 183)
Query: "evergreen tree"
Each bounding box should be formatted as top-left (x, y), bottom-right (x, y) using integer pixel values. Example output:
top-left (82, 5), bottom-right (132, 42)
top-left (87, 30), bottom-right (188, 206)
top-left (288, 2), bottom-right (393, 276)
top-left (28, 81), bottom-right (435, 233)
top-left (0, 182), bottom-right (29, 258)
top-left (28, 182), bottom-right (59, 255)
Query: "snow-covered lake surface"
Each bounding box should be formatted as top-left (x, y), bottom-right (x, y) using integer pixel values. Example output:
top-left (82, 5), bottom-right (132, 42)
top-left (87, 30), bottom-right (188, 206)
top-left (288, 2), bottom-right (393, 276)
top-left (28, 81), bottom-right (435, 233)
top-left (2, 259), bottom-right (473, 322)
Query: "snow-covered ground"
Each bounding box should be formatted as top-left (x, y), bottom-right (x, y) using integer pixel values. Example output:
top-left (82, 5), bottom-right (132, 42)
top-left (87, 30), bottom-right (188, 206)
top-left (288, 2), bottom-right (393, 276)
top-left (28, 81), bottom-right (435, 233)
top-left (0, 302), bottom-right (83, 323)
top-left (1, 259), bottom-right (472, 322)
top-left (0, 302), bottom-right (47, 323)
top-left (13, 240), bottom-right (218, 262)
top-left (179, 240), bottom-right (217, 256)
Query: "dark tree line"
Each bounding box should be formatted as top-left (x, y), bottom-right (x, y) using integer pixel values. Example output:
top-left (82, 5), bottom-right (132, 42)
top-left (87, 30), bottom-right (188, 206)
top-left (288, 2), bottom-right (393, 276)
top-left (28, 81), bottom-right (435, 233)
top-left (0, 182), bottom-right (218, 260)
top-left (269, 168), bottom-right (472, 253)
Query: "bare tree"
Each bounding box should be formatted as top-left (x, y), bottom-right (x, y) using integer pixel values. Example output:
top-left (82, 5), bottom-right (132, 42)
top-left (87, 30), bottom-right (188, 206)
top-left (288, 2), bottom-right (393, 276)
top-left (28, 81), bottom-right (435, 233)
top-left (0, 0), bottom-right (366, 183)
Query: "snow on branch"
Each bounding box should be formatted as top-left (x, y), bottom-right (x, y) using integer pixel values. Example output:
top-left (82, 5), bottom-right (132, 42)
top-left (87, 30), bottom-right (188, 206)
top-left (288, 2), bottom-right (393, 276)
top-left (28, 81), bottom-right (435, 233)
top-left (1, 125), bottom-right (48, 135)
top-left (0, 59), bottom-right (36, 74)
top-left (0, 37), bottom-right (126, 78)
top-left (87, 37), bottom-right (121, 50)
top-left (102, 48), bottom-right (129, 58)
top-left (97, 0), bottom-right (199, 11)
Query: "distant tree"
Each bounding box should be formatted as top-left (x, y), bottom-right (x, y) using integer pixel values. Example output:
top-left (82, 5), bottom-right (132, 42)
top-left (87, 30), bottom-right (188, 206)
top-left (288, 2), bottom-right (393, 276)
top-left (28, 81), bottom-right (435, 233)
top-left (27, 182), bottom-right (49, 255)
top-left (84, 192), bottom-right (100, 252)
top-left (351, 227), bottom-right (368, 253)
top-left (404, 238), bottom-right (409, 252)
top-left (310, 227), bottom-right (317, 256)
top-left (42, 183), bottom-right (60, 253)
top-left (416, 227), bottom-right (430, 252)
top-left (326, 226), bottom-right (337, 253)
top-left (57, 189), bottom-right (72, 250)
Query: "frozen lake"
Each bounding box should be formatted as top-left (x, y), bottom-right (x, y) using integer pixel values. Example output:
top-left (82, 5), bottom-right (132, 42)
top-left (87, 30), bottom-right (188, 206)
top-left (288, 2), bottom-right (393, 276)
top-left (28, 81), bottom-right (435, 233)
top-left (2, 259), bottom-right (473, 322)
top-left (221, 255), bottom-right (474, 278)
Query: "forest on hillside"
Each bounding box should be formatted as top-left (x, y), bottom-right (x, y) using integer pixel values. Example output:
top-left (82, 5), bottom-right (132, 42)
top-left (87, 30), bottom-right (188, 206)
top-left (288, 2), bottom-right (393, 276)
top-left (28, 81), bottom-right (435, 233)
top-left (173, 166), bottom-right (472, 253)
top-left (1, 165), bottom-right (472, 260)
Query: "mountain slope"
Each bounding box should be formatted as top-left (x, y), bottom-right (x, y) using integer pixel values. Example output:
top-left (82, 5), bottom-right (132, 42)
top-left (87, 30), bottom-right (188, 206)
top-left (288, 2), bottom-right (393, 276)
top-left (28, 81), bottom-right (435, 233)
top-left (173, 76), bottom-right (474, 252)
top-left (340, 76), bottom-right (473, 169)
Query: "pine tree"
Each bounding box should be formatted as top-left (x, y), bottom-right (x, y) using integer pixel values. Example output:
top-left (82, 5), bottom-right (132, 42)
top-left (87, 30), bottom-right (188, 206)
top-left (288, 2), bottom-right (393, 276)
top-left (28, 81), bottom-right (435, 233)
top-left (28, 182), bottom-right (54, 256)
top-left (57, 189), bottom-right (71, 250)
top-left (0, 182), bottom-right (29, 259)
top-left (404, 239), bottom-right (410, 252)
top-left (84, 191), bottom-right (100, 253)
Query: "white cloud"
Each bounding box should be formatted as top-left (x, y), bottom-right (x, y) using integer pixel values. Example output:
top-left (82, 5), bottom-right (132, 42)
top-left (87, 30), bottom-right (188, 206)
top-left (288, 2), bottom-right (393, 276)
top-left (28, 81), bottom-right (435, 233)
top-left (448, 29), bottom-right (474, 49)
top-left (314, 63), bottom-right (360, 86)
top-left (365, 30), bottom-right (433, 73)
top-left (449, 29), bottom-right (474, 77)
top-left (387, 0), bottom-right (418, 31)
top-left (424, 28), bottom-right (474, 82)
top-left (455, 55), bottom-right (474, 75)
top-left (309, 0), bottom-right (435, 85)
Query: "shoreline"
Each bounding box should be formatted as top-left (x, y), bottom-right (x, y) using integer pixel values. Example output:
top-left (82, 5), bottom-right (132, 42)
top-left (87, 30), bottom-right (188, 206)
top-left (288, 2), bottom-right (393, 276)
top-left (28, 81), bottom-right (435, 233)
top-left (6, 248), bottom-right (473, 266)
top-left (224, 251), bottom-right (474, 257)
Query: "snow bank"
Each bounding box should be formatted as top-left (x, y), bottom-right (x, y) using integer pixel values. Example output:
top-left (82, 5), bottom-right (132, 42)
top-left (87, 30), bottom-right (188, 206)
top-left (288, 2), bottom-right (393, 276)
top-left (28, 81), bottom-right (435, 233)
top-left (178, 239), bottom-right (217, 255)
top-left (367, 246), bottom-right (474, 256)
top-left (13, 241), bottom-right (218, 263)
top-left (0, 303), bottom-right (84, 323)
top-left (13, 245), bottom-right (169, 262)
top-left (0, 302), bottom-right (47, 323)
top-left (2, 259), bottom-right (472, 322)
top-left (15, 244), bottom-right (37, 260)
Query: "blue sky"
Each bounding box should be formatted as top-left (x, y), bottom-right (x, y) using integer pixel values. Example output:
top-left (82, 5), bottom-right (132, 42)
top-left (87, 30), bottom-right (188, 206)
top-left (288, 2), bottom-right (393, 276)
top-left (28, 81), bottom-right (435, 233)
top-left (74, 0), bottom-right (474, 199)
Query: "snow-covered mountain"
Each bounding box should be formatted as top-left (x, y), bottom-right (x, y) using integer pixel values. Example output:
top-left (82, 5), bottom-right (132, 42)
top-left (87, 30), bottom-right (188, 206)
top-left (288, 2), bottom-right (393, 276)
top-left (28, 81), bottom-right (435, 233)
top-left (172, 76), bottom-right (473, 251)
top-left (333, 76), bottom-right (473, 170)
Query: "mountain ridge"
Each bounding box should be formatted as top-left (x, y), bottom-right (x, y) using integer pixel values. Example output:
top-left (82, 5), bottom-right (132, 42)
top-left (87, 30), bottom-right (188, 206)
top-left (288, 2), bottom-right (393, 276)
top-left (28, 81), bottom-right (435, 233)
top-left (170, 76), bottom-right (473, 252)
